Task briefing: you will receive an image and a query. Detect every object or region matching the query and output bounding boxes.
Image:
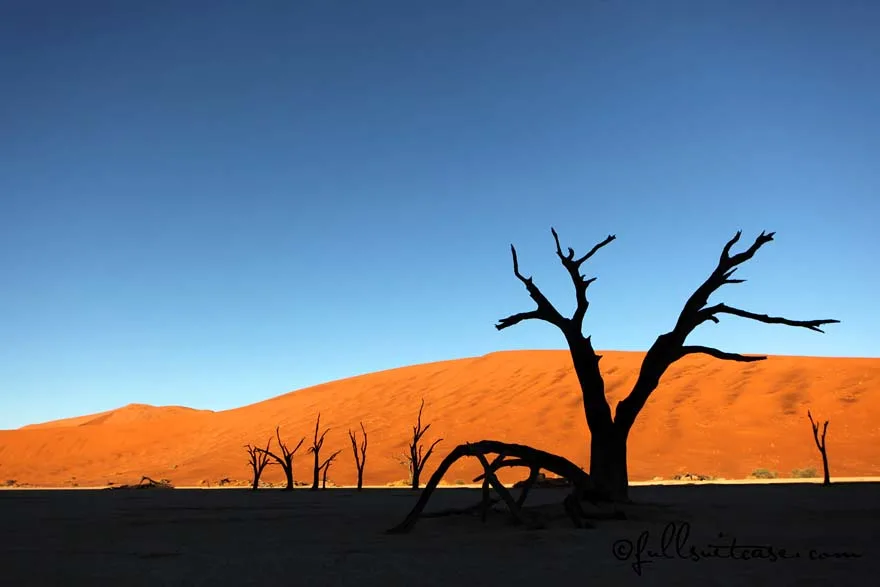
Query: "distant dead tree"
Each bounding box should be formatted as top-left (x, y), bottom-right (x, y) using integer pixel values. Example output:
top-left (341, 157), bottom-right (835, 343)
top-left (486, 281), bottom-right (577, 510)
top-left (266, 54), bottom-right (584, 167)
top-left (320, 450), bottom-right (343, 489)
top-left (307, 413), bottom-right (331, 491)
top-left (807, 410), bottom-right (831, 485)
top-left (495, 228), bottom-right (838, 500)
top-left (245, 439), bottom-right (272, 490)
top-left (348, 422), bottom-right (368, 490)
top-left (256, 426), bottom-right (305, 491)
top-left (407, 399), bottom-right (443, 489)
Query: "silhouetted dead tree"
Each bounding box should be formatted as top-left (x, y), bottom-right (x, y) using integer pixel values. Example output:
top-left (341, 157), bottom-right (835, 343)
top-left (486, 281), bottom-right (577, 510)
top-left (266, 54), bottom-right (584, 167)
top-left (320, 450), bottom-right (342, 489)
top-left (307, 413), bottom-right (331, 491)
top-left (245, 439), bottom-right (272, 490)
top-left (497, 229), bottom-right (838, 500)
top-left (256, 426), bottom-right (305, 491)
top-left (348, 422), bottom-right (368, 490)
top-left (808, 410), bottom-right (831, 485)
top-left (407, 399), bottom-right (443, 489)
top-left (387, 440), bottom-right (619, 534)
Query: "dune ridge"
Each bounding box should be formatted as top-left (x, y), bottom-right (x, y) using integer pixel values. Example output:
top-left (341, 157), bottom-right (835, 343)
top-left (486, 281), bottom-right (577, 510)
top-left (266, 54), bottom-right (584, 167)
top-left (0, 350), bottom-right (877, 488)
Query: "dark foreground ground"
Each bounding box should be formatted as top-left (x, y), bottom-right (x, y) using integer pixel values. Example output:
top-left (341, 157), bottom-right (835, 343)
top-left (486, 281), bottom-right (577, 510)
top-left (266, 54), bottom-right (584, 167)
top-left (1, 483), bottom-right (877, 586)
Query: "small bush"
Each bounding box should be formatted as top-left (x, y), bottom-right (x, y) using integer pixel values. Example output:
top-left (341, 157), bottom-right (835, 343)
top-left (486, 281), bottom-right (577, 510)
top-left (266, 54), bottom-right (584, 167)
top-left (750, 468), bottom-right (778, 479)
top-left (792, 467), bottom-right (818, 478)
top-left (4, 479), bottom-right (17, 487)
top-left (454, 479), bottom-right (466, 485)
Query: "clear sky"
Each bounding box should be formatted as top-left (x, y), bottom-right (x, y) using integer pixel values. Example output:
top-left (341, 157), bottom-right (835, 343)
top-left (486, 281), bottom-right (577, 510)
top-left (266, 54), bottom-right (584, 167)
top-left (1, 0), bottom-right (877, 429)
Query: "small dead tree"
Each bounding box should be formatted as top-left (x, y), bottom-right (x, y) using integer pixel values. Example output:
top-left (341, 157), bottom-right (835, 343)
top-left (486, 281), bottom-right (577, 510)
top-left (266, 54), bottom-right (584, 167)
top-left (307, 413), bottom-right (331, 491)
top-left (348, 422), bottom-right (368, 490)
top-left (807, 410), bottom-right (831, 485)
top-left (245, 438), bottom-right (272, 490)
top-left (498, 228), bottom-right (838, 500)
top-left (407, 399), bottom-right (443, 489)
top-left (320, 450), bottom-right (342, 489)
top-left (257, 426), bottom-right (305, 491)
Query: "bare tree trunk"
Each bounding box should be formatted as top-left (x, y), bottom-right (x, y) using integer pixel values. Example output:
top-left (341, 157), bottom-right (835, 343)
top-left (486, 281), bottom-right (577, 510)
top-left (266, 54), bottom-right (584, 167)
top-left (307, 413), bottom-right (330, 491)
top-left (589, 426), bottom-right (629, 502)
top-left (808, 410), bottom-right (831, 485)
top-left (312, 448), bottom-right (320, 490)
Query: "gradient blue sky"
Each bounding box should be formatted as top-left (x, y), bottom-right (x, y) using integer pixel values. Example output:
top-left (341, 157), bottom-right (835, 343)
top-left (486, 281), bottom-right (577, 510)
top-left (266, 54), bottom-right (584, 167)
top-left (1, 0), bottom-right (877, 429)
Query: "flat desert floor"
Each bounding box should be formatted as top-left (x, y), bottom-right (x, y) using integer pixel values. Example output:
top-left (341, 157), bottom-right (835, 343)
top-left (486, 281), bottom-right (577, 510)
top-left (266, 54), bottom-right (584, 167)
top-left (1, 483), bottom-right (877, 586)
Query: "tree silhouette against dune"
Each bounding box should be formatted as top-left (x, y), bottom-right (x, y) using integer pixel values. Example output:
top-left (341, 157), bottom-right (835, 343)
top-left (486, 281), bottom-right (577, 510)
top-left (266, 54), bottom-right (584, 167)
top-left (256, 426), bottom-right (305, 491)
top-left (495, 229), bottom-right (838, 501)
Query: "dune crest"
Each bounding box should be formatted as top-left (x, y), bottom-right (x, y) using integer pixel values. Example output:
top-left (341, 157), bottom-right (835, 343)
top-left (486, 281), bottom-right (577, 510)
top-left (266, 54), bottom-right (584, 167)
top-left (0, 350), bottom-right (877, 488)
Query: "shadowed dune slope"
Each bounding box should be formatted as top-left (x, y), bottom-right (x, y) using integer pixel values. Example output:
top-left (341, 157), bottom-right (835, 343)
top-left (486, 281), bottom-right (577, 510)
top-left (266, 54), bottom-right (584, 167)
top-left (0, 350), bottom-right (878, 487)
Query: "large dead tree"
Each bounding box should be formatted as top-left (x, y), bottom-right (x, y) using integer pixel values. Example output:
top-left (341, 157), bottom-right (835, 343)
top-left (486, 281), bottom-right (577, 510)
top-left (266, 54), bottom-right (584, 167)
top-left (245, 439), bottom-right (272, 490)
top-left (407, 399), bottom-right (443, 489)
top-left (497, 229), bottom-right (838, 501)
top-left (349, 422), bottom-right (368, 490)
top-left (807, 410), bottom-right (831, 485)
top-left (307, 413), bottom-right (331, 491)
top-left (256, 426), bottom-right (305, 491)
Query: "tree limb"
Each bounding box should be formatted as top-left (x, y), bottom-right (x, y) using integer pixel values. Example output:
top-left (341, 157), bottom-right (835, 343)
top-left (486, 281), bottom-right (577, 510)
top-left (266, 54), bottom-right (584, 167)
top-left (496, 244), bottom-right (567, 330)
top-left (677, 345), bottom-right (767, 362)
top-left (698, 304), bottom-right (839, 333)
top-left (551, 227), bottom-right (615, 330)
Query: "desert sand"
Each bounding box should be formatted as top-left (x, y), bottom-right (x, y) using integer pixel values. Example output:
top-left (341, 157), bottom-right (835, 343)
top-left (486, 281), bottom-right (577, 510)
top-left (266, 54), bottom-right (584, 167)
top-left (1, 350), bottom-right (878, 488)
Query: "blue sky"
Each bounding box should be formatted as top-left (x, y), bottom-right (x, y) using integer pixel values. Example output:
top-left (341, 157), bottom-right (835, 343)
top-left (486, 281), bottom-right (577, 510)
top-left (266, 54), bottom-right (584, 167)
top-left (1, 0), bottom-right (877, 429)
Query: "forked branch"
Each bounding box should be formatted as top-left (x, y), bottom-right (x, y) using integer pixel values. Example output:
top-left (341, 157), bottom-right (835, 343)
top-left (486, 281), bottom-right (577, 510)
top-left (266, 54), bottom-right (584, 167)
top-left (256, 426), bottom-right (305, 491)
top-left (320, 450), bottom-right (342, 489)
top-left (615, 230), bottom-right (839, 435)
top-left (496, 228), bottom-right (616, 334)
top-left (407, 399), bottom-right (443, 489)
top-left (245, 438), bottom-right (272, 490)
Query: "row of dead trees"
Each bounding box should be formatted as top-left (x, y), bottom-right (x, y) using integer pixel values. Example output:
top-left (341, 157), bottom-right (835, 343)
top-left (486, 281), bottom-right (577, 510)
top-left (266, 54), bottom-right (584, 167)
top-left (244, 399), bottom-right (442, 491)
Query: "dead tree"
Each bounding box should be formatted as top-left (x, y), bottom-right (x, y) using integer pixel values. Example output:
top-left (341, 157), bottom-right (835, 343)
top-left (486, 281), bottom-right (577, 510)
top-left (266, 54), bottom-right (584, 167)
top-left (407, 399), bottom-right (443, 489)
top-left (807, 410), bottom-right (831, 485)
top-left (320, 450), bottom-right (342, 489)
top-left (307, 413), bottom-right (331, 491)
top-left (245, 438), bottom-right (272, 490)
top-left (387, 440), bottom-right (619, 534)
top-left (256, 426), bottom-right (305, 491)
top-left (497, 229), bottom-right (838, 501)
top-left (348, 422), bottom-right (368, 490)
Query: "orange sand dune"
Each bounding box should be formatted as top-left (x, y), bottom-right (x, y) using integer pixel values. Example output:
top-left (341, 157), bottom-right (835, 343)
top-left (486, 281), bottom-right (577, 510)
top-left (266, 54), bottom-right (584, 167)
top-left (0, 350), bottom-right (878, 488)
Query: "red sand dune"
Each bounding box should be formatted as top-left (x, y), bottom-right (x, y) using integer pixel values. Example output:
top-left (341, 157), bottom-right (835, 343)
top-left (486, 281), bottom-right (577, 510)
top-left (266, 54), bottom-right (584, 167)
top-left (0, 350), bottom-right (878, 488)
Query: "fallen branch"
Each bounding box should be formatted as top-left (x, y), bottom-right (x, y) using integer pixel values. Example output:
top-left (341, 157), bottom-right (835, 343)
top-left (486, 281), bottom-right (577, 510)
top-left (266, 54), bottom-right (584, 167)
top-left (386, 440), bottom-right (616, 534)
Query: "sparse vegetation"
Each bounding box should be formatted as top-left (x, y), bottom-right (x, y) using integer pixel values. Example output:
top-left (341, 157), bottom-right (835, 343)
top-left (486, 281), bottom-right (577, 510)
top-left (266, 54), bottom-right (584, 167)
top-left (792, 467), bottom-right (818, 478)
top-left (672, 472), bottom-right (715, 481)
top-left (750, 468), bottom-right (778, 480)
